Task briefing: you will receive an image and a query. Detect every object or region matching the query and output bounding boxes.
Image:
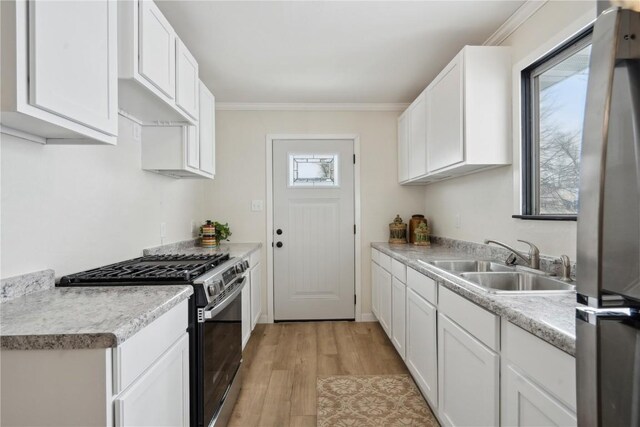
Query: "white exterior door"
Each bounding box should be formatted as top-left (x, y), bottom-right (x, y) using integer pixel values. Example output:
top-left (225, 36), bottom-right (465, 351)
top-left (273, 139), bottom-right (355, 320)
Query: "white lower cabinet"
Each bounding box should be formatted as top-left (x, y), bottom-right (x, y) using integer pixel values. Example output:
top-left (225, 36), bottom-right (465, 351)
top-left (378, 266), bottom-right (392, 336)
top-left (371, 252), bottom-right (577, 427)
top-left (371, 261), bottom-right (380, 318)
top-left (501, 321), bottom-right (576, 427)
top-left (438, 313), bottom-right (499, 427)
top-left (241, 274), bottom-right (252, 350)
top-left (250, 263), bottom-right (262, 330)
top-left (0, 300), bottom-right (190, 427)
top-left (391, 277), bottom-right (406, 359)
top-left (406, 288), bottom-right (438, 408)
top-left (503, 365), bottom-right (576, 427)
top-left (114, 333), bottom-right (189, 427)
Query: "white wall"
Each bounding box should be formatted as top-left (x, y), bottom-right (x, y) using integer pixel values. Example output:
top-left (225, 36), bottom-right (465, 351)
top-left (423, 0), bottom-right (596, 261)
top-left (203, 110), bottom-right (425, 317)
top-left (1, 116), bottom-right (208, 278)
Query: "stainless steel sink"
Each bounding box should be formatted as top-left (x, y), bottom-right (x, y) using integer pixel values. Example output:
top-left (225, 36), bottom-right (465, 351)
top-left (426, 260), bottom-right (515, 273)
top-left (459, 272), bottom-right (575, 294)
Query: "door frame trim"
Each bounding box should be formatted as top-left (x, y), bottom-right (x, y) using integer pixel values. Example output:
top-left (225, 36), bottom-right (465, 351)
top-left (265, 134), bottom-right (362, 323)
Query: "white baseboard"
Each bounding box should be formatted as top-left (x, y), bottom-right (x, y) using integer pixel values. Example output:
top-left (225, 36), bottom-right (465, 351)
top-left (359, 312), bottom-right (377, 322)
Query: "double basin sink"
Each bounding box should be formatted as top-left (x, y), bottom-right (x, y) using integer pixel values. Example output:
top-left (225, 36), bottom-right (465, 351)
top-left (420, 260), bottom-right (575, 295)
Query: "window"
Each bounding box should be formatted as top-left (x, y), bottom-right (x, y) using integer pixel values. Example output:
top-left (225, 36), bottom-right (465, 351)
top-left (520, 29), bottom-right (592, 220)
top-left (288, 154), bottom-right (339, 187)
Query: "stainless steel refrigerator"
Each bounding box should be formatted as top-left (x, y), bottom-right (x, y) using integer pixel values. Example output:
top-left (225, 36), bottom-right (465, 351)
top-left (576, 4), bottom-right (640, 427)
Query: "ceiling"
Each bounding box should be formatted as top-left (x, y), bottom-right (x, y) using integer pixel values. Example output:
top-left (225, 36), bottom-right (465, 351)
top-left (157, 1), bottom-right (525, 104)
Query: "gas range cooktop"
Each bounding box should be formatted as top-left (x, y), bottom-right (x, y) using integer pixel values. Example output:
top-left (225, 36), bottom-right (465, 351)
top-left (58, 253), bottom-right (231, 285)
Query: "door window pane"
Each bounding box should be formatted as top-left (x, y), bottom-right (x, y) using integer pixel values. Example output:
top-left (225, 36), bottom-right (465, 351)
top-left (288, 154), bottom-right (339, 187)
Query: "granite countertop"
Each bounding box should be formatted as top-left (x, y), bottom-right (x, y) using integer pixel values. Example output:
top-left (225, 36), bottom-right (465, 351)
top-left (1, 285), bottom-right (193, 350)
top-left (143, 240), bottom-right (262, 260)
top-left (372, 242), bottom-right (578, 356)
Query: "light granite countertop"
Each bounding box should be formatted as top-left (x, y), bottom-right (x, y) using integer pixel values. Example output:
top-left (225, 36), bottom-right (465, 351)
top-left (1, 285), bottom-right (193, 350)
top-left (372, 242), bottom-right (578, 356)
top-left (143, 240), bottom-right (262, 260)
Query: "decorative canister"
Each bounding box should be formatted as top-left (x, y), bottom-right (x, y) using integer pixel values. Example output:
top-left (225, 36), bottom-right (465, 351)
top-left (389, 215), bottom-right (408, 244)
top-left (414, 222), bottom-right (431, 246)
top-left (200, 220), bottom-right (217, 248)
top-left (408, 214), bottom-right (427, 244)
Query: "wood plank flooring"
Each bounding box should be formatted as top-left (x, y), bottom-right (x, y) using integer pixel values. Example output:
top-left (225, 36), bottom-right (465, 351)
top-left (228, 321), bottom-right (409, 427)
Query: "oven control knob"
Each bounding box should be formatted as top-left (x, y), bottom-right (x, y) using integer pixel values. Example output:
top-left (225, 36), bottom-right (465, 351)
top-left (243, 260), bottom-right (250, 270)
top-left (208, 280), bottom-right (223, 296)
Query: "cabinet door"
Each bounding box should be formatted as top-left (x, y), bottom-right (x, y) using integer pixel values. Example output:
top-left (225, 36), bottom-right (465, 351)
top-left (198, 82), bottom-right (216, 176)
top-left (241, 276), bottom-right (251, 349)
top-left (503, 365), bottom-right (576, 427)
top-left (408, 92), bottom-right (427, 179)
top-left (186, 125), bottom-right (199, 169)
top-left (250, 264), bottom-right (262, 330)
top-left (406, 289), bottom-right (438, 408)
top-left (28, 0), bottom-right (117, 135)
top-left (427, 53), bottom-right (464, 173)
top-left (438, 314), bottom-right (499, 427)
top-left (371, 262), bottom-right (379, 318)
top-left (175, 39), bottom-right (199, 120)
top-left (391, 277), bottom-right (406, 359)
top-left (139, 0), bottom-right (176, 99)
top-left (378, 267), bottom-right (392, 337)
top-left (397, 112), bottom-right (409, 182)
top-left (114, 333), bottom-right (189, 427)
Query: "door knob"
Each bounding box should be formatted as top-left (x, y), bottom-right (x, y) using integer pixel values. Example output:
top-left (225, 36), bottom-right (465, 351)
top-left (276, 229), bottom-right (283, 235)
top-left (276, 242), bottom-right (283, 248)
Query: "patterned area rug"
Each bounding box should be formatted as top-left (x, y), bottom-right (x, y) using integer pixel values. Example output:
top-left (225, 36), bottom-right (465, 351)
top-left (317, 374), bottom-right (439, 427)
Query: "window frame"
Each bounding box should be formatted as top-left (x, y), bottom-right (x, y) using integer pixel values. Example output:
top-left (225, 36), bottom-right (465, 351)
top-left (518, 27), bottom-right (593, 221)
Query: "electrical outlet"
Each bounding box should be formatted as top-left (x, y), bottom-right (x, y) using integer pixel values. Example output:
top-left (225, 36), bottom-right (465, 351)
top-left (455, 214), bottom-right (461, 229)
top-left (251, 200), bottom-right (264, 212)
top-left (160, 222), bottom-right (167, 238)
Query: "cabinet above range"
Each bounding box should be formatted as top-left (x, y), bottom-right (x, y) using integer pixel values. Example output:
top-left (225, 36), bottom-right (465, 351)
top-left (118, 0), bottom-right (200, 125)
top-left (398, 46), bottom-right (512, 185)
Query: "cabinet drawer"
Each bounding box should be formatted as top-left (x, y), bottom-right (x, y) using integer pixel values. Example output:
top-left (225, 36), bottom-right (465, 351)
top-left (113, 299), bottom-right (188, 394)
top-left (371, 248), bottom-right (380, 264)
top-left (438, 286), bottom-right (499, 351)
top-left (502, 322), bottom-right (576, 411)
top-left (378, 252), bottom-right (392, 272)
top-left (391, 259), bottom-right (406, 283)
top-left (407, 267), bottom-right (437, 306)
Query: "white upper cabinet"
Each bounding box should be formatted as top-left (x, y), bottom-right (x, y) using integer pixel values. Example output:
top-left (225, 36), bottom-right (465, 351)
top-left (139, 0), bottom-right (176, 99)
top-left (397, 112), bottom-right (409, 183)
top-left (399, 46), bottom-right (511, 184)
top-left (118, 0), bottom-right (197, 124)
top-left (141, 80), bottom-right (214, 179)
top-left (427, 53), bottom-right (463, 173)
top-left (0, 0), bottom-right (118, 144)
top-left (198, 82), bottom-right (216, 176)
top-left (408, 91), bottom-right (428, 179)
top-left (175, 39), bottom-right (199, 120)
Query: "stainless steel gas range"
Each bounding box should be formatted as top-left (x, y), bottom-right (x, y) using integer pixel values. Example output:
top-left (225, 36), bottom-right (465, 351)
top-left (58, 253), bottom-right (249, 427)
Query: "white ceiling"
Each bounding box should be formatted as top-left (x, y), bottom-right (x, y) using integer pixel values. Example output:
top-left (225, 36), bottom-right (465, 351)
top-left (157, 1), bottom-right (525, 104)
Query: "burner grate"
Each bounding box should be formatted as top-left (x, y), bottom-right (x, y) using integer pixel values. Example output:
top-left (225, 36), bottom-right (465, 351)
top-left (59, 253), bottom-right (231, 285)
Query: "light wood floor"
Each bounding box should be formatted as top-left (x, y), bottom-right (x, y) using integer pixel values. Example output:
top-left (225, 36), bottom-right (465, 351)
top-left (228, 321), bottom-right (409, 427)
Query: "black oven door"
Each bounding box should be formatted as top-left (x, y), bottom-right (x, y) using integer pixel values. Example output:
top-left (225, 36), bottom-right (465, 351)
top-left (197, 277), bottom-right (244, 427)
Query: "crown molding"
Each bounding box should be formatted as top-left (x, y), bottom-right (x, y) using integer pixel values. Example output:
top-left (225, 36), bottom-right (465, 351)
top-left (484, 0), bottom-right (548, 46)
top-left (215, 102), bottom-right (410, 112)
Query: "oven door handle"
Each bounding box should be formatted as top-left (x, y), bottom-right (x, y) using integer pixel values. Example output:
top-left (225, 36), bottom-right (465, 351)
top-left (203, 276), bottom-right (246, 321)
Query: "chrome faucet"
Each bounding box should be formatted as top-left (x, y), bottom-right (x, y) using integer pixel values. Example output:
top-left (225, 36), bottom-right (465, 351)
top-left (484, 239), bottom-right (541, 270)
top-left (556, 255), bottom-right (573, 282)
